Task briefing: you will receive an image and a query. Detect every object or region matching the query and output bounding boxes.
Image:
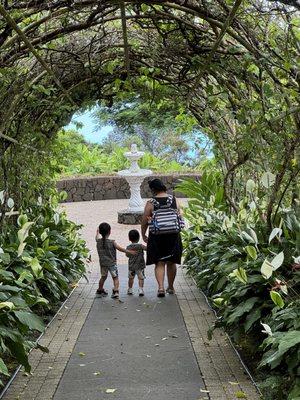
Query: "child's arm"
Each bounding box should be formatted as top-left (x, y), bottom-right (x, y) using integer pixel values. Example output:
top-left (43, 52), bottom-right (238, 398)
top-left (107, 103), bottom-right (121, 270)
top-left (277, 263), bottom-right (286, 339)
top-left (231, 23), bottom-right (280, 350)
top-left (95, 228), bottom-right (100, 241)
top-left (141, 244), bottom-right (147, 251)
top-left (114, 242), bottom-right (137, 255)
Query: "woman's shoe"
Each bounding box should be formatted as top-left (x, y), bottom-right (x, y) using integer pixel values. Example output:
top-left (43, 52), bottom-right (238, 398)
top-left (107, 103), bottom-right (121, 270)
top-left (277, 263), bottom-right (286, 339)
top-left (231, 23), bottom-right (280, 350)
top-left (111, 289), bottom-right (119, 299)
top-left (166, 288), bottom-right (175, 294)
top-left (157, 289), bottom-right (165, 298)
top-left (96, 289), bottom-right (108, 296)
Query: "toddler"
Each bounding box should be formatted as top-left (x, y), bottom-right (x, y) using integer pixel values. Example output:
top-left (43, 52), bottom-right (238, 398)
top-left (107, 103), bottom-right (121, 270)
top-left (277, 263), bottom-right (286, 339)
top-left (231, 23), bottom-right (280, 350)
top-left (96, 222), bottom-right (135, 299)
top-left (126, 229), bottom-right (147, 296)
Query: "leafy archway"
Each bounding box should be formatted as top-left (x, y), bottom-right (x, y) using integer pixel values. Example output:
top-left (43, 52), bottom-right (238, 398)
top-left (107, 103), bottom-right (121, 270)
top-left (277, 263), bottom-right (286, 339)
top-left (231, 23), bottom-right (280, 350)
top-left (0, 0), bottom-right (299, 225)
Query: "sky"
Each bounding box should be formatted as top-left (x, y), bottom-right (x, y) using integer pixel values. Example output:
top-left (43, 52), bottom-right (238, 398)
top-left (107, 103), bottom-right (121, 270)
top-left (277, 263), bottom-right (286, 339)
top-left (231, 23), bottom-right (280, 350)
top-left (65, 108), bottom-right (113, 144)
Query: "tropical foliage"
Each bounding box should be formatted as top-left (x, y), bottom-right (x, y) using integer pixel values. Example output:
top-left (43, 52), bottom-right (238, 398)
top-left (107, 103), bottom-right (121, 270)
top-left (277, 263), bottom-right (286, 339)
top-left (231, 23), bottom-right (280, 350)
top-left (180, 172), bottom-right (300, 399)
top-left (0, 191), bottom-right (87, 384)
top-left (53, 130), bottom-right (188, 177)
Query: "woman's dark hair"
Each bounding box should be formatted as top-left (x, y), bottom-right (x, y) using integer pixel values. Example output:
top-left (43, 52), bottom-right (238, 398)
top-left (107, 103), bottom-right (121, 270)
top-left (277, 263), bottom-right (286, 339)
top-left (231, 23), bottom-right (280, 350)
top-left (128, 229), bottom-right (140, 242)
top-left (148, 178), bottom-right (167, 195)
top-left (99, 222), bottom-right (111, 248)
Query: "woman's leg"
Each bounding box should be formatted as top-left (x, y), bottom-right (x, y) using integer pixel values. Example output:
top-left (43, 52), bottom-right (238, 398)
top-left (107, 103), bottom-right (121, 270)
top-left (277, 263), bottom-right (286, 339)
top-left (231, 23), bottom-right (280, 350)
top-left (166, 262), bottom-right (177, 290)
top-left (155, 261), bottom-right (166, 290)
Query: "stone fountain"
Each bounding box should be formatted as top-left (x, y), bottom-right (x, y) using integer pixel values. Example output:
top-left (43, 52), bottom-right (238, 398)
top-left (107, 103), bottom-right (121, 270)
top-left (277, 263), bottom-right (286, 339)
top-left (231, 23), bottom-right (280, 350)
top-left (117, 144), bottom-right (152, 224)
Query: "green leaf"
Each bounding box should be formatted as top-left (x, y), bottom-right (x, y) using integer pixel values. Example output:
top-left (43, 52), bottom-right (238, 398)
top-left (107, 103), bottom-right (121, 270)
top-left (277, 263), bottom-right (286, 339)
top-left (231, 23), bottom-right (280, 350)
top-left (0, 301), bottom-right (15, 310)
top-left (270, 291), bottom-right (284, 308)
top-left (268, 228), bottom-right (282, 243)
top-left (6, 338), bottom-right (30, 373)
top-left (261, 172), bottom-right (276, 188)
top-left (7, 198), bottom-right (14, 208)
top-left (13, 311), bottom-right (45, 332)
top-left (29, 258), bottom-right (43, 277)
top-left (261, 259), bottom-right (273, 279)
top-left (17, 214), bottom-right (28, 227)
top-left (245, 308), bottom-right (261, 332)
top-left (0, 358), bottom-right (9, 376)
top-left (271, 251), bottom-right (284, 270)
top-left (246, 179), bottom-right (256, 193)
top-left (244, 245), bottom-right (257, 260)
top-left (227, 297), bottom-right (259, 325)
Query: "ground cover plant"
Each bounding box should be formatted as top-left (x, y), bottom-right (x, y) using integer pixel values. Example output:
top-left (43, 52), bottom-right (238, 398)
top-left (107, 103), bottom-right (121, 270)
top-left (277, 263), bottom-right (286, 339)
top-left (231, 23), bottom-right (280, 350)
top-left (0, 191), bottom-right (87, 384)
top-left (180, 171), bottom-right (300, 400)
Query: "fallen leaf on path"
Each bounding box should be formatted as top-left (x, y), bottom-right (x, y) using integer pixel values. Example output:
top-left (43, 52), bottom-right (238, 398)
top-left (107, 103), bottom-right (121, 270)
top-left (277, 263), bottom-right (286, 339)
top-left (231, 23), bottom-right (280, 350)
top-left (146, 355), bottom-right (151, 358)
top-left (229, 381), bottom-right (239, 385)
top-left (235, 391), bottom-right (247, 398)
top-left (79, 364), bottom-right (85, 367)
top-left (155, 344), bottom-right (160, 347)
top-left (136, 309), bottom-right (141, 312)
top-left (106, 389), bottom-right (117, 393)
top-left (105, 327), bottom-right (110, 331)
top-left (93, 371), bottom-right (101, 376)
top-left (161, 337), bottom-right (168, 341)
top-left (200, 389), bottom-right (210, 393)
top-left (169, 334), bottom-right (178, 338)
top-left (78, 352), bottom-right (85, 356)
top-left (145, 336), bottom-right (151, 339)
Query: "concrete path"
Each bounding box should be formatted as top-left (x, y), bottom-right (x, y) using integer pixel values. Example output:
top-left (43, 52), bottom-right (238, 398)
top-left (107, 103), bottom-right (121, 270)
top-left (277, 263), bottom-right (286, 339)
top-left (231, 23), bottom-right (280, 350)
top-left (2, 199), bottom-right (260, 400)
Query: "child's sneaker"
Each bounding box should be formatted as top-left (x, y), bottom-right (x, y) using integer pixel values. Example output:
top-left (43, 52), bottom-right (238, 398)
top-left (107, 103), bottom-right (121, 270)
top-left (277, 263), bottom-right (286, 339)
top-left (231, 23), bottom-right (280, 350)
top-left (138, 288), bottom-right (144, 297)
top-left (96, 289), bottom-right (108, 296)
top-left (111, 289), bottom-right (119, 299)
top-left (127, 288), bottom-right (133, 295)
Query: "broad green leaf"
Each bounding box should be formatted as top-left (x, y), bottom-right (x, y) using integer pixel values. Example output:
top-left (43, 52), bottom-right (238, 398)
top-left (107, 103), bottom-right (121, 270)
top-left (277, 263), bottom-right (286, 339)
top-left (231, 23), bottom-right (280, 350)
top-left (230, 268), bottom-right (248, 284)
top-left (0, 252), bottom-right (11, 264)
top-left (17, 242), bottom-right (26, 257)
top-left (271, 251), bottom-right (284, 270)
top-left (17, 214), bottom-right (28, 227)
top-left (7, 198), bottom-right (14, 208)
top-left (29, 258), bottom-right (43, 277)
top-left (245, 308), bottom-right (261, 332)
top-left (0, 358), bottom-right (9, 376)
top-left (17, 222), bottom-right (34, 243)
top-left (261, 172), bottom-right (276, 188)
top-left (268, 228), bottom-right (282, 243)
top-left (0, 301), bottom-right (15, 310)
top-left (53, 213), bottom-right (60, 225)
top-left (246, 179), bottom-right (256, 193)
top-left (261, 259), bottom-right (273, 279)
top-left (245, 245), bottom-right (257, 260)
top-left (13, 311), bottom-right (44, 332)
top-left (270, 291), bottom-right (284, 308)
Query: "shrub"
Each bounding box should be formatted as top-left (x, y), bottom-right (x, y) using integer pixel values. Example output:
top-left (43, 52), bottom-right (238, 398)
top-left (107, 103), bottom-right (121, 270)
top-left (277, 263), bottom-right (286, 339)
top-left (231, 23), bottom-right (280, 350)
top-left (0, 191), bottom-right (87, 384)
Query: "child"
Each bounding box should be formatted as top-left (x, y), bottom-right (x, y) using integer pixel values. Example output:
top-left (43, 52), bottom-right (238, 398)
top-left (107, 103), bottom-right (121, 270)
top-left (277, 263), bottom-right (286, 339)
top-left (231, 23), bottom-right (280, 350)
top-left (96, 222), bottom-right (135, 299)
top-left (126, 229), bottom-right (147, 297)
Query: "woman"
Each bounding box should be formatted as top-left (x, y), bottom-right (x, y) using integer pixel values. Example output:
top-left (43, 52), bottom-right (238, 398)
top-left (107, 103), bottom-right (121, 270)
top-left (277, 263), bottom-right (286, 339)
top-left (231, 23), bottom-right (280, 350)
top-left (141, 178), bottom-right (183, 297)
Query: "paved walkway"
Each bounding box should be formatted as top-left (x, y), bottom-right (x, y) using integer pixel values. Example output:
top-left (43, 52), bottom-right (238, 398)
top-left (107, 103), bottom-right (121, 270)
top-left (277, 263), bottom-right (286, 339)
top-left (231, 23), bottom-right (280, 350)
top-left (2, 200), bottom-right (260, 400)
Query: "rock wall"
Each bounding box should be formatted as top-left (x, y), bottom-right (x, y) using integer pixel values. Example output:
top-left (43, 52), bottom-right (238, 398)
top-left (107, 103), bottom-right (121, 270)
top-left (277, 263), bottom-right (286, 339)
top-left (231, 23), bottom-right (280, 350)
top-left (57, 174), bottom-right (200, 202)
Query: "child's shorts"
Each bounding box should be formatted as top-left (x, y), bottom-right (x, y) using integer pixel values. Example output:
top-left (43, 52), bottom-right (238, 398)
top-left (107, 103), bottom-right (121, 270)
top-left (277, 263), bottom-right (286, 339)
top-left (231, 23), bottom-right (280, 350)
top-left (101, 265), bottom-right (118, 278)
top-left (128, 269), bottom-right (145, 280)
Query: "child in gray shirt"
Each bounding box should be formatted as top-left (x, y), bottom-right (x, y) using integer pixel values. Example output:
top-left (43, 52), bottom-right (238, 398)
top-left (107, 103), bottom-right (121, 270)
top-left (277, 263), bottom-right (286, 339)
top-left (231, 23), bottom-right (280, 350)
top-left (126, 230), bottom-right (147, 296)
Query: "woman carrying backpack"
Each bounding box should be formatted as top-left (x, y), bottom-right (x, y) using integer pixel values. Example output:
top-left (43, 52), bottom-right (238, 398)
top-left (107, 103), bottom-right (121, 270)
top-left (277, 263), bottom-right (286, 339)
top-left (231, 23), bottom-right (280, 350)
top-left (141, 178), bottom-right (183, 297)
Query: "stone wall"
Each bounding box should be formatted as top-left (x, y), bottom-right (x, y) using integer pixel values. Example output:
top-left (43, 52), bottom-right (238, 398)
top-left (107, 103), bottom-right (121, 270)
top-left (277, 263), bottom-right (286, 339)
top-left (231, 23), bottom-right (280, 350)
top-left (57, 174), bottom-right (200, 202)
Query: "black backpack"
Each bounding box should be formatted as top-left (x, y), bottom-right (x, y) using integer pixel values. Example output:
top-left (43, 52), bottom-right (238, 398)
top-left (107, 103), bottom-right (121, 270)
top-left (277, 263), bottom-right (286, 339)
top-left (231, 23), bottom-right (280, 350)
top-left (148, 195), bottom-right (185, 235)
